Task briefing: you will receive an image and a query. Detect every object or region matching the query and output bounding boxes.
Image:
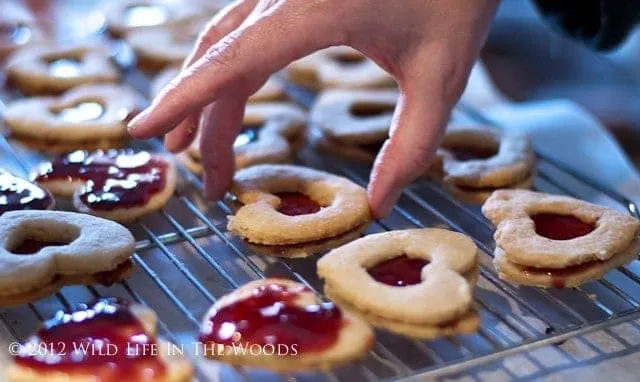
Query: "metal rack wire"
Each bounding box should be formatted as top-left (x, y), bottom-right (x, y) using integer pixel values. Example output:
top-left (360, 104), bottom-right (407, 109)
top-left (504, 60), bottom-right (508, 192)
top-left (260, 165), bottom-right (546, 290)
top-left (1, 43), bottom-right (640, 382)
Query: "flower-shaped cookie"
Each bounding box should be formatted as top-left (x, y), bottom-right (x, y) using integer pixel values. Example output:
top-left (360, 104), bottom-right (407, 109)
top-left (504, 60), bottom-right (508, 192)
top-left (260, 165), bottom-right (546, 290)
top-left (105, 0), bottom-right (206, 37)
top-left (227, 164), bottom-right (371, 246)
top-left (0, 210), bottom-right (135, 306)
top-left (318, 229), bottom-right (480, 339)
top-left (285, 46), bottom-right (395, 90)
top-left (6, 43), bottom-right (119, 95)
top-left (483, 190), bottom-right (640, 288)
top-left (33, 150), bottom-right (177, 222)
top-left (0, 169), bottom-right (54, 215)
top-left (430, 125), bottom-right (536, 203)
top-left (179, 103), bottom-right (305, 175)
top-left (310, 89), bottom-right (397, 162)
top-left (6, 298), bottom-right (193, 381)
top-left (4, 83), bottom-right (143, 153)
top-left (199, 278), bottom-right (373, 372)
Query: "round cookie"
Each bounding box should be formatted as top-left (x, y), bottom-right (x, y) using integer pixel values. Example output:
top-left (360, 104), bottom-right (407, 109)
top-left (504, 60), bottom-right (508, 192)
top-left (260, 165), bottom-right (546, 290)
top-left (310, 89), bottom-right (397, 162)
top-left (199, 278), bottom-right (374, 372)
top-left (105, 0), bottom-right (206, 38)
top-left (5, 299), bottom-right (193, 381)
top-left (227, 164), bottom-right (371, 245)
top-left (317, 229), bottom-right (480, 338)
top-left (0, 210), bottom-right (135, 306)
top-left (285, 46), bottom-right (396, 90)
top-left (4, 83), bottom-right (143, 153)
top-left (442, 170), bottom-right (536, 205)
top-left (434, 125), bottom-right (536, 188)
top-left (33, 150), bottom-right (177, 223)
top-left (181, 102), bottom-right (305, 175)
top-left (0, 170), bottom-right (55, 215)
top-left (483, 190), bottom-right (640, 288)
top-left (5, 43), bottom-right (119, 95)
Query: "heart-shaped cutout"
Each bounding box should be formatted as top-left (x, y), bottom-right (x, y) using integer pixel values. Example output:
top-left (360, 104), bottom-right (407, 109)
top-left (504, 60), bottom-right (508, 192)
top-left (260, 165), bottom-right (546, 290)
top-left (0, 210), bottom-right (135, 306)
top-left (483, 190), bottom-right (640, 288)
top-left (33, 150), bottom-right (176, 222)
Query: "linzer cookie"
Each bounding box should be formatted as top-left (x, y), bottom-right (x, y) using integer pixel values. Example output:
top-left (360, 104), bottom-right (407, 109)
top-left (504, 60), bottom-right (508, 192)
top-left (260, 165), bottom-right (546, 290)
top-left (310, 89), bottom-right (397, 162)
top-left (0, 210), bottom-right (135, 306)
top-left (227, 164), bottom-right (371, 247)
top-left (105, 0), bottom-right (205, 37)
top-left (5, 43), bottom-right (119, 95)
top-left (5, 298), bottom-right (193, 382)
top-left (180, 103), bottom-right (306, 175)
top-left (431, 125), bottom-right (536, 203)
top-left (318, 229), bottom-right (480, 339)
top-left (199, 278), bottom-right (374, 372)
top-left (483, 190), bottom-right (640, 288)
top-left (0, 170), bottom-right (54, 215)
top-left (33, 150), bottom-right (176, 222)
top-left (4, 83), bottom-right (143, 153)
top-left (152, 67), bottom-right (286, 102)
top-left (285, 46), bottom-right (395, 90)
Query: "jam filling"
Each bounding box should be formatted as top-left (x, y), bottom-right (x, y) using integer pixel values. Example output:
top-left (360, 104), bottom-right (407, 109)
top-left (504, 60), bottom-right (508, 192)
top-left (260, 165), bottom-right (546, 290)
top-left (46, 57), bottom-right (82, 78)
top-left (0, 170), bottom-right (52, 215)
top-left (54, 102), bottom-right (105, 123)
top-left (14, 298), bottom-right (166, 380)
top-left (349, 103), bottom-right (395, 118)
top-left (125, 4), bottom-right (169, 27)
top-left (35, 150), bottom-right (168, 211)
top-left (531, 213), bottom-right (595, 240)
top-left (233, 124), bottom-right (262, 148)
top-left (368, 255), bottom-right (429, 287)
top-left (448, 146), bottom-right (498, 161)
top-left (199, 283), bottom-right (343, 353)
top-left (10, 239), bottom-right (72, 255)
top-left (275, 192), bottom-right (321, 216)
top-left (520, 259), bottom-right (605, 289)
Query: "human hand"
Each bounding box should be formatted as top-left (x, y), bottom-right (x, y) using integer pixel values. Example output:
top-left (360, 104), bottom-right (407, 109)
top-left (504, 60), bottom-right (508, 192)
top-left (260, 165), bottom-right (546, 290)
top-left (127, 0), bottom-right (500, 218)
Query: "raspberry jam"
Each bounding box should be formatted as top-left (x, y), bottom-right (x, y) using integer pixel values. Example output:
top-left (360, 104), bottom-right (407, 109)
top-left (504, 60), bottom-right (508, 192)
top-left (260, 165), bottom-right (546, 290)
top-left (449, 146), bottom-right (497, 161)
top-left (233, 124), bottom-right (261, 148)
top-left (275, 192), bottom-right (321, 216)
top-left (531, 213), bottom-right (595, 240)
top-left (11, 239), bottom-right (71, 255)
top-left (199, 283), bottom-right (343, 353)
top-left (521, 260), bottom-right (604, 289)
top-left (0, 170), bottom-right (52, 215)
top-left (14, 298), bottom-right (166, 380)
top-left (35, 150), bottom-right (168, 211)
top-left (368, 255), bottom-right (429, 287)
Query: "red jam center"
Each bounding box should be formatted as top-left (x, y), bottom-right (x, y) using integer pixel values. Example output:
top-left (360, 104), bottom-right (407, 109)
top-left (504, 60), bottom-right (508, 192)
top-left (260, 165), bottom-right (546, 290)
top-left (11, 239), bottom-right (71, 255)
top-left (14, 298), bottom-right (166, 381)
top-left (275, 192), bottom-right (321, 216)
top-left (199, 283), bottom-right (343, 353)
top-left (0, 170), bottom-right (52, 215)
top-left (368, 255), bottom-right (429, 287)
top-left (35, 150), bottom-right (168, 211)
top-left (449, 147), bottom-right (497, 161)
top-left (531, 213), bottom-right (595, 240)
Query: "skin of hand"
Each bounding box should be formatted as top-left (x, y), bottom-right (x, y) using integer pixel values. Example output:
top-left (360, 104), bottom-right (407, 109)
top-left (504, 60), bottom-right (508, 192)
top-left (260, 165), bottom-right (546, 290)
top-left (127, 0), bottom-right (500, 218)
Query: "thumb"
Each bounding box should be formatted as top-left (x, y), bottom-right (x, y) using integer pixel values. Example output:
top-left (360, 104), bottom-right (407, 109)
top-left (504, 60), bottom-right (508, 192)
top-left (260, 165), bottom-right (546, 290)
top-left (367, 50), bottom-right (473, 218)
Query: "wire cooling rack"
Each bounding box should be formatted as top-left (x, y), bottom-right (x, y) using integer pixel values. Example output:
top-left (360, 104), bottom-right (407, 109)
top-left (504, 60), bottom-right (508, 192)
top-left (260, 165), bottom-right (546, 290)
top-left (2, 5), bottom-right (640, 381)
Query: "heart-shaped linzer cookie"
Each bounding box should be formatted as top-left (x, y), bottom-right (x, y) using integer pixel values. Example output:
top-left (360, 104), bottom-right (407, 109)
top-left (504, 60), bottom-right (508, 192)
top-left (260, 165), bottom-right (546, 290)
top-left (33, 150), bottom-right (177, 222)
top-left (483, 190), bottom-right (640, 288)
top-left (227, 164), bottom-right (371, 247)
top-left (317, 229), bottom-right (480, 339)
top-left (0, 210), bottom-right (135, 306)
top-left (4, 84), bottom-right (143, 153)
top-left (0, 169), bottom-right (54, 215)
top-left (310, 89), bottom-right (397, 162)
top-left (285, 46), bottom-right (396, 90)
top-left (6, 43), bottom-right (119, 95)
top-left (179, 103), bottom-right (306, 175)
top-left (5, 298), bottom-right (193, 381)
top-left (199, 279), bottom-right (374, 372)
